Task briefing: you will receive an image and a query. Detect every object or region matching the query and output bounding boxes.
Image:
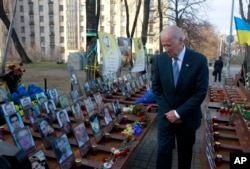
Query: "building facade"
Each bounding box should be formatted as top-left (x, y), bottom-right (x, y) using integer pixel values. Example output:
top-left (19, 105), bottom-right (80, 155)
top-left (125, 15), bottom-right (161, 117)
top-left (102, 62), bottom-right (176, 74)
top-left (1, 0), bottom-right (163, 62)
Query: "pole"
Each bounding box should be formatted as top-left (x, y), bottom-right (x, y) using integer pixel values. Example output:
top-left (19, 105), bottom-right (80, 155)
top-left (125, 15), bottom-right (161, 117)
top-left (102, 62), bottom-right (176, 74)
top-left (1, 0), bottom-right (18, 74)
top-left (226, 0), bottom-right (235, 78)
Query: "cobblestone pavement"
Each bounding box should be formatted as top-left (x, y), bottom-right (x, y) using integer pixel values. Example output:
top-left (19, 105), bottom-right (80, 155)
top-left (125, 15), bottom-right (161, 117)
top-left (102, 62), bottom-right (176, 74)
top-left (124, 64), bottom-right (241, 169)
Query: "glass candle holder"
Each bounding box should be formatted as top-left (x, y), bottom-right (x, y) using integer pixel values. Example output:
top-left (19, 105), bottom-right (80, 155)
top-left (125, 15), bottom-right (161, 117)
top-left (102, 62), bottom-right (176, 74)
top-left (213, 123), bottom-right (219, 131)
top-left (91, 145), bottom-right (98, 156)
top-left (213, 131), bottom-right (220, 141)
top-left (214, 141), bottom-right (221, 152)
top-left (75, 158), bottom-right (82, 169)
top-left (215, 154), bottom-right (223, 167)
top-left (104, 133), bottom-right (110, 143)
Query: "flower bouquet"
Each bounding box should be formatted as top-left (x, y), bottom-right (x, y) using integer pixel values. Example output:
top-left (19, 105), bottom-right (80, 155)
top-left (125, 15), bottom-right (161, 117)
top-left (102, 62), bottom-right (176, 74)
top-left (3, 63), bottom-right (25, 94)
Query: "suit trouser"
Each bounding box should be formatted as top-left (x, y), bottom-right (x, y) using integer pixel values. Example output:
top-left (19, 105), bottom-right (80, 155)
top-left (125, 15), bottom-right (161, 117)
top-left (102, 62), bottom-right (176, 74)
top-left (156, 123), bottom-right (196, 169)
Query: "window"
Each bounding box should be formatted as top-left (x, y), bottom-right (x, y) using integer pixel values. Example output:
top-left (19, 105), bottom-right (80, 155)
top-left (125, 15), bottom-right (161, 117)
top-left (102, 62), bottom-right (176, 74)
top-left (60, 26), bottom-right (64, 32)
top-left (80, 16), bottom-right (84, 22)
top-left (21, 37), bottom-right (25, 44)
top-left (20, 6), bottom-right (23, 12)
top-left (100, 26), bottom-right (104, 31)
top-left (149, 24), bottom-right (153, 32)
top-left (80, 5), bottom-right (84, 11)
top-left (21, 27), bottom-right (25, 33)
top-left (60, 37), bottom-right (64, 43)
top-left (100, 5), bottom-right (104, 11)
top-left (20, 16), bottom-right (24, 23)
top-left (40, 16), bottom-right (44, 22)
top-left (40, 37), bottom-right (45, 43)
top-left (80, 26), bottom-right (84, 32)
top-left (110, 26), bottom-right (114, 34)
top-left (39, 5), bottom-right (43, 12)
top-left (40, 26), bottom-right (44, 33)
top-left (59, 16), bottom-right (64, 22)
top-left (59, 5), bottom-right (63, 11)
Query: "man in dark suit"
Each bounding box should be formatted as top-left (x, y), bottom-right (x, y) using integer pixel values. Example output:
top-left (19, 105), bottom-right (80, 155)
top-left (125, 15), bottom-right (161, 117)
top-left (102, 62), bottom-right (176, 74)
top-left (213, 56), bottom-right (224, 82)
top-left (152, 25), bottom-right (208, 169)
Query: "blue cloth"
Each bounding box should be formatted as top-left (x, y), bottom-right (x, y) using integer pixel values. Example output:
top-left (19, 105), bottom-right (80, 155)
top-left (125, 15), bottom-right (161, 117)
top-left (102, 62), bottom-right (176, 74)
top-left (134, 89), bottom-right (156, 104)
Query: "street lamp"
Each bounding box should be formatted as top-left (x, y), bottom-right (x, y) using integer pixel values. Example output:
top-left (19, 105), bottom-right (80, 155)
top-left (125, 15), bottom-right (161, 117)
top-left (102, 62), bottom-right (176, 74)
top-left (226, 0), bottom-right (235, 78)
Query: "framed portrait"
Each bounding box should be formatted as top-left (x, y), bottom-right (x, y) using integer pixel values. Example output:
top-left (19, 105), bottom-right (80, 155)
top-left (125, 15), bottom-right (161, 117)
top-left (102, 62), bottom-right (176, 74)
top-left (71, 102), bottom-right (84, 122)
top-left (121, 85), bottom-right (128, 100)
top-left (38, 117), bottom-right (57, 149)
top-left (126, 82), bottom-right (133, 96)
top-left (35, 92), bottom-right (47, 106)
top-left (1, 101), bottom-right (16, 116)
top-left (72, 122), bottom-right (91, 156)
top-left (20, 96), bottom-right (33, 111)
top-left (52, 134), bottom-right (75, 169)
top-left (56, 109), bottom-right (72, 134)
top-left (83, 96), bottom-right (95, 114)
top-left (101, 106), bottom-right (114, 132)
top-left (83, 81), bottom-right (91, 96)
top-left (6, 112), bottom-right (25, 133)
top-left (127, 73), bottom-right (132, 81)
top-left (29, 149), bottom-right (50, 169)
top-left (28, 105), bottom-right (43, 131)
top-left (68, 66), bottom-right (83, 96)
top-left (111, 100), bottom-right (123, 123)
top-left (12, 126), bottom-right (36, 155)
top-left (93, 92), bottom-right (104, 111)
top-left (139, 75), bottom-right (144, 87)
top-left (89, 114), bottom-right (104, 143)
top-left (44, 99), bottom-right (57, 122)
top-left (0, 86), bottom-right (9, 103)
top-left (58, 94), bottom-right (70, 109)
top-left (48, 87), bottom-right (59, 104)
top-left (70, 90), bottom-right (79, 104)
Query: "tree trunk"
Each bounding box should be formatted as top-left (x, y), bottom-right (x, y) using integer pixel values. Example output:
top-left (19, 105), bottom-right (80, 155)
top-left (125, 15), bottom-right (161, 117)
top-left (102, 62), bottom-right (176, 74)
top-left (85, 0), bottom-right (99, 80)
top-left (0, 0), bottom-right (32, 64)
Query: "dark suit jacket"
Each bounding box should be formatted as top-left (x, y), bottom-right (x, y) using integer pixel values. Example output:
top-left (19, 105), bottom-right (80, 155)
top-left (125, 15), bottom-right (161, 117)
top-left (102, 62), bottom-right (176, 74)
top-left (152, 48), bottom-right (209, 131)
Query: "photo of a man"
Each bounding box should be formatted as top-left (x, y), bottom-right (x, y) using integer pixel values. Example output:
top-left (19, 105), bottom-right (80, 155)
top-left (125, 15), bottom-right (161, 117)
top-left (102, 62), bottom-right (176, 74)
top-left (102, 107), bottom-right (113, 125)
top-left (13, 127), bottom-right (35, 151)
top-left (89, 114), bottom-right (101, 134)
top-left (48, 88), bottom-right (59, 104)
top-left (73, 123), bottom-right (89, 147)
top-left (53, 134), bottom-right (73, 164)
top-left (7, 112), bottom-right (25, 133)
top-left (20, 97), bottom-right (33, 110)
top-left (39, 118), bottom-right (55, 138)
top-left (57, 109), bottom-right (72, 134)
top-left (2, 102), bottom-right (16, 116)
top-left (71, 102), bottom-right (84, 121)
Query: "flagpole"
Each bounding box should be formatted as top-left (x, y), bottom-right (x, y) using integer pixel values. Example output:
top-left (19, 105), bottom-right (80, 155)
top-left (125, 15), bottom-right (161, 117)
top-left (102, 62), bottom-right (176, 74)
top-left (226, 0), bottom-right (235, 78)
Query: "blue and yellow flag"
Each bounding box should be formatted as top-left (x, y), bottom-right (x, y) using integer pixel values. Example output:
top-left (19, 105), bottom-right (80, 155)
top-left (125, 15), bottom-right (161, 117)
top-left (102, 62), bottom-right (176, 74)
top-left (234, 16), bottom-right (250, 45)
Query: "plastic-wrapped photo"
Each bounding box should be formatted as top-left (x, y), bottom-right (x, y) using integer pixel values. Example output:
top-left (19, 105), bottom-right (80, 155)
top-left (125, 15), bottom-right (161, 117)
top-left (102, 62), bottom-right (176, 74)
top-left (29, 149), bottom-right (50, 169)
top-left (2, 101), bottom-right (16, 116)
top-left (6, 112), bottom-right (25, 133)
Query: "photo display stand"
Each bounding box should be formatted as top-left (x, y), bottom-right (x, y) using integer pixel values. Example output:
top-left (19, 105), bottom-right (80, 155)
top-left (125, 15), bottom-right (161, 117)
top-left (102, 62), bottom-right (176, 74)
top-left (101, 106), bottom-right (114, 133)
top-left (5, 111), bottom-right (25, 133)
top-left (89, 114), bottom-right (104, 143)
top-left (56, 109), bottom-right (72, 135)
top-left (68, 66), bottom-right (83, 96)
top-left (29, 149), bottom-right (50, 169)
top-left (83, 81), bottom-right (91, 96)
top-left (38, 117), bottom-right (57, 149)
top-left (28, 105), bottom-right (43, 131)
top-left (44, 99), bottom-right (57, 122)
top-left (93, 92), bottom-right (104, 113)
top-left (72, 122), bottom-right (92, 156)
top-left (1, 101), bottom-right (17, 116)
top-left (52, 134), bottom-right (75, 169)
top-left (58, 94), bottom-right (71, 111)
top-left (70, 89), bottom-right (80, 104)
top-left (71, 102), bottom-right (84, 122)
top-left (111, 100), bottom-right (123, 123)
top-left (12, 126), bottom-right (36, 156)
top-left (48, 87), bottom-right (59, 106)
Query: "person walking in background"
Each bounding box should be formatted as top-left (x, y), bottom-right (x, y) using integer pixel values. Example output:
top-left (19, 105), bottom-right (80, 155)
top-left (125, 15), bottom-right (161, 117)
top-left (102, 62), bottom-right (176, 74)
top-left (152, 25), bottom-right (208, 169)
top-left (213, 56), bottom-right (224, 82)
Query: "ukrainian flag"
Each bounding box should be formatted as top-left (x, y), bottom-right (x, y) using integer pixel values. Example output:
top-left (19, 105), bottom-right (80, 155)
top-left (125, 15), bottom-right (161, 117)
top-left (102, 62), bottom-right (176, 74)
top-left (234, 16), bottom-right (250, 45)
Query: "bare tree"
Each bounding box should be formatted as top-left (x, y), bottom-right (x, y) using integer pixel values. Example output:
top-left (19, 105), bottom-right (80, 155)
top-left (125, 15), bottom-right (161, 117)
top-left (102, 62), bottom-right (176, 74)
top-left (0, 0), bottom-right (32, 64)
top-left (85, 0), bottom-right (100, 80)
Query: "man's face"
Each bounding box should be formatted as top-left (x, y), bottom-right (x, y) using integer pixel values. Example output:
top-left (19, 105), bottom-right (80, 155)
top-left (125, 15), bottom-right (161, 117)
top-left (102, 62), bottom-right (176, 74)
top-left (11, 116), bottom-right (20, 129)
top-left (75, 125), bottom-right (86, 141)
top-left (161, 34), bottom-right (183, 58)
top-left (5, 104), bottom-right (15, 114)
top-left (40, 121), bottom-right (49, 136)
top-left (57, 139), bottom-right (66, 153)
top-left (60, 112), bottom-right (67, 124)
top-left (17, 130), bottom-right (32, 150)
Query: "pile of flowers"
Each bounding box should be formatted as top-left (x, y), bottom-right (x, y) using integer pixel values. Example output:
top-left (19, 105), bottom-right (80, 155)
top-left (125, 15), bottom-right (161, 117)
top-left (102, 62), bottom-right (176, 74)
top-left (99, 117), bottom-right (149, 168)
top-left (3, 63), bottom-right (25, 94)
